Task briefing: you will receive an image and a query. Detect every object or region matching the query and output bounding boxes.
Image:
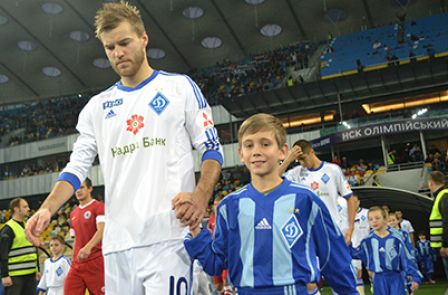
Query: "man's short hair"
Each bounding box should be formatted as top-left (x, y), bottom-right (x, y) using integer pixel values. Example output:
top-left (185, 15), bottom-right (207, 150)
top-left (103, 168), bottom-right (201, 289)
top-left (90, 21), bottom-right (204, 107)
top-left (84, 177), bottom-right (93, 188)
top-left (429, 171), bottom-right (446, 186)
top-left (238, 113), bottom-right (286, 148)
top-left (95, 1), bottom-right (145, 39)
top-left (292, 139), bottom-right (313, 154)
top-left (9, 198), bottom-right (25, 212)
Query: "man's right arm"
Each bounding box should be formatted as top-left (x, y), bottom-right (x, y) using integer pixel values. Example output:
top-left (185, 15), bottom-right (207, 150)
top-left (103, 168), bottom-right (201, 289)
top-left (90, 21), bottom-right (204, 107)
top-left (278, 145), bottom-right (302, 176)
top-left (0, 225), bottom-right (14, 278)
top-left (25, 181), bottom-right (75, 245)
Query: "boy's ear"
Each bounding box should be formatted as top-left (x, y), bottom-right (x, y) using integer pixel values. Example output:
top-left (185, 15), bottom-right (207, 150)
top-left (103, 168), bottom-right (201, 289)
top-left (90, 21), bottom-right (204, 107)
top-left (238, 147), bottom-right (244, 163)
top-left (279, 143), bottom-right (288, 161)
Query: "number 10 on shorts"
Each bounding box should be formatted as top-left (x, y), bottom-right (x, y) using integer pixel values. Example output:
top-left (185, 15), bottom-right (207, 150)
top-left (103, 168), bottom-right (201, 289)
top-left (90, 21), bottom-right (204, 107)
top-left (169, 275), bottom-right (188, 295)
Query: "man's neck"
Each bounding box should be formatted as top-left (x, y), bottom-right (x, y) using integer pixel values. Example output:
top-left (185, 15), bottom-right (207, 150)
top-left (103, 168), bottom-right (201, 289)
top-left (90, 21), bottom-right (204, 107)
top-left (310, 158), bottom-right (322, 170)
top-left (121, 62), bottom-right (154, 88)
top-left (12, 213), bottom-right (24, 222)
top-left (79, 197), bottom-right (94, 207)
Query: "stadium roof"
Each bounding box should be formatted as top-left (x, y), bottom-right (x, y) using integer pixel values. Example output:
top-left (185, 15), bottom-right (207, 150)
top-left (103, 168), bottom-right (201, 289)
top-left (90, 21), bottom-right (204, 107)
top-left (0, 0), bottom-right (445, 105)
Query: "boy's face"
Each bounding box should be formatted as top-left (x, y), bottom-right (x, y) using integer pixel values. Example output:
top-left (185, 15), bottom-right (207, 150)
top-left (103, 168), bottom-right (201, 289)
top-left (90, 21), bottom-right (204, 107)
top-left (419, 234), bottom-right (426, 241)
top-left (388, 215), bottom-right (399, 228)
top-left (368, 210), bottom-right (387, 231)
top-left (239, 130), bottom-right (287, 179)
top-left (49, 239), bottom-right (64, 257)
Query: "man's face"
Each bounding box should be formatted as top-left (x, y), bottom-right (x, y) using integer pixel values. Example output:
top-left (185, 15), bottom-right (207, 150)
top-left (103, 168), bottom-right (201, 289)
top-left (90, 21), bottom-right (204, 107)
top-left (298, 150), bottom-right (314, 169)
top-left (75, 182), bottom-right (92, 203)
top-left (16, 200), bottom-right (30, 218)
top-left (101, 21), bottom-right (148, 79)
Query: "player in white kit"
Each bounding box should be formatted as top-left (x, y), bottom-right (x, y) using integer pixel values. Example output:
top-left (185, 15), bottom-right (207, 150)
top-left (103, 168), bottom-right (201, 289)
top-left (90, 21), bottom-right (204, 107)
top-left (37, 236), bottom-right (71, 295)
top-left (350, 198), bottom-right (370, 295)
top-left (279, 139), bottom-right (357, 244)
top-left (26, 2), bottom-right (223, 295)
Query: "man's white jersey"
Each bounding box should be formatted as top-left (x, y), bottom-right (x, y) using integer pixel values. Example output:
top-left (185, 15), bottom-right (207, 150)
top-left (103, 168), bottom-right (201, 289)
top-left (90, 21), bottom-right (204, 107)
top-left (337, 197), bottom-right (349, 232)
top-left (351, 207), bottom-right (370, 248)
top-left (285, 161), bottom-right (352, 229)
top-left (37, 256), bottom-right (71, 295)
top-left (60, 71), bottom-right (223, 255)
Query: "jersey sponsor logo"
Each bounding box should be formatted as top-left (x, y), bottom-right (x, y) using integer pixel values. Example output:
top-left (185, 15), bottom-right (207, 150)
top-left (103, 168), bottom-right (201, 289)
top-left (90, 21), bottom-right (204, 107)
top-left (255, 218), bottom-right (272, 230)
top-left (321, 173), bottom-right (330, 184)
top-left (111, 137), bottom-right (166, 157)
top-left (102, 98), bottom-right (123, 110)
top-left (281, 214), bottom-right (303, 248)
top-left (84, 211), bottom-right (92, 219)
top-left (310, 181), bottom-right (319, 190)
top-left (149, 92), bottom-right (169, 115)
top-left (126, 114), bottom-right (145, 135)
top-left (105, 109), bottom-right (117, 119)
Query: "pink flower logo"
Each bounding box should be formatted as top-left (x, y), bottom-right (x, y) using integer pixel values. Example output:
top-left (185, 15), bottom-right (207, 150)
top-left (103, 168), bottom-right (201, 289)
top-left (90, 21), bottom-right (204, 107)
top-left (126, 114), bottom-right (144, 135)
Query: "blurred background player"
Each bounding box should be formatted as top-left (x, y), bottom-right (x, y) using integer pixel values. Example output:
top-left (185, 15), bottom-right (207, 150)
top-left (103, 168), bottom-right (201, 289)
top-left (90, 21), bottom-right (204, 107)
top-left (183, 113), bottom-right (357, 294)
top-left (428, 171), bottom-right (448, 279)
top-left (415, 232), bottom-right (436, 284)
top-left (65, 178), bottom-right (105, 295)
top-left (0, 198), bottom-right (39, 295)
top-left (350, 197), bottom-right (370, 295)
top-left (37, 236), bottom-right (71, 295)
top-left (351, 206), bottom-right (420, 295)
top-left (279, 139), bottom-right (357, 245)
top-left (395, 210), bottom-right (415, 246)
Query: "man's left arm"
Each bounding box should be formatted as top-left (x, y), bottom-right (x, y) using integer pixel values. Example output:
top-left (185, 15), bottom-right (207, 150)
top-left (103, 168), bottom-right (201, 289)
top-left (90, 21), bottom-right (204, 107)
top-left (173, 77), bottom-right (223, 227)
top-left (345, 196), bottom-right (357, 244)
top-left (173, 159), bottom-right (221, 227)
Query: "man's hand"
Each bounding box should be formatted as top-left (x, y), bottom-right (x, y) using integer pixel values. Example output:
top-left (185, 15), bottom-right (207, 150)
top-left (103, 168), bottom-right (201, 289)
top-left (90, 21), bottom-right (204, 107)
top-left (440, 247), bottom-right (448, 257)
top-left (35, 272), bottom-right (41, 281)
top-left (285, 145), bottom-right (303, 165)
top-left (77, 245), bottom-right (92, 262)
top-left (25, 208), bottom-right (52, 246)
top-left (2, 276), bottom-right (12, 287)
top-left (344, 227), bottom-right (354, 245)
top-left (172, 191), bottom-right (208, 228)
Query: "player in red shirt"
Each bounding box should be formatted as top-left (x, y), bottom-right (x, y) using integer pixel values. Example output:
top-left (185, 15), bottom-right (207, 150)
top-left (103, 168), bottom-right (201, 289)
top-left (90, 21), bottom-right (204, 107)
top-left (65, 177), bottom-right (105, 295)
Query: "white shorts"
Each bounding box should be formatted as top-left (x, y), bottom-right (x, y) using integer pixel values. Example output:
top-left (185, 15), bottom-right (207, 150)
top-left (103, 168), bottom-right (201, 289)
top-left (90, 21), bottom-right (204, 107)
top-left (104, 240), bottom-right (192, 295)
top-left (352, 259), bottom-right (362, 271)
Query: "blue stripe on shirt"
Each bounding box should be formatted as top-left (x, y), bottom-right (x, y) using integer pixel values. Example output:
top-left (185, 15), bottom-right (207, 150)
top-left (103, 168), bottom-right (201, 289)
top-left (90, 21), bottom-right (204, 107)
top-left (238, 198), bottom-right (256, 287)
top-left (273, 194), bottom-right (296, 285)
top-left (57, 172), bottom-right (81, 191)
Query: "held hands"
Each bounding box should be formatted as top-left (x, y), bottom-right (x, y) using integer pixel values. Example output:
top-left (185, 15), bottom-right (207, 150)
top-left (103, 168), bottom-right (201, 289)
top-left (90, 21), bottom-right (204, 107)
top-left (25, 208), bottom-right (52, 246)
top-left (440, 247), bottom-right (448, 257)
top-left (172, 190), bottom-right (208, 232)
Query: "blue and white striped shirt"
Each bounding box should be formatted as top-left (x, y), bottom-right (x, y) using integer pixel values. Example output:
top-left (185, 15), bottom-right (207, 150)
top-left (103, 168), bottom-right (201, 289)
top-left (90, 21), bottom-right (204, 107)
top-left (185, 179), bottom-right (357, 294)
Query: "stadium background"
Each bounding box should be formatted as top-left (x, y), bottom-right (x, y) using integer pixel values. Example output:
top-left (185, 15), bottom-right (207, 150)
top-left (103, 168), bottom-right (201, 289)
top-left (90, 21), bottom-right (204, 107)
top-left (0, 0), bottom-right (447, 293)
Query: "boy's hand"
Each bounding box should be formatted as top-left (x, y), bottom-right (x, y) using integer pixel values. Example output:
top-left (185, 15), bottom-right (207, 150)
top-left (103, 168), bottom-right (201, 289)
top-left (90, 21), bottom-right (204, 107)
top-left (190, 225), bottom-right (201, 237)
top-left (411, 281), bottom-right (419, 291)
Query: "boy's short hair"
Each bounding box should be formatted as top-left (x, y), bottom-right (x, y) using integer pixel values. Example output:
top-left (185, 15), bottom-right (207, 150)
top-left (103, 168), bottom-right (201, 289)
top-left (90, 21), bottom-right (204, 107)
top-left (292, 139), bottom-right (313, 154)
top-left (418, 231), bottom-right (426, 237)
top-left (238, 113), bottom-right (286, 147)
top-left (429, 171), bottom-right (446, 185)
top-left (50, 236), bottom-right (65, 245)
top-left (95, 1), bottom-right (145, 39)
top-left (368, 206), bottom-right (388, 219)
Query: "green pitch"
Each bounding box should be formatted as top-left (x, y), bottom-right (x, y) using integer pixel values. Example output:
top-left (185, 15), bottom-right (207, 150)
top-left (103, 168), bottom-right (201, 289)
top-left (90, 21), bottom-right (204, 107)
top-left (321, 281), bottom-right (448, 294)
